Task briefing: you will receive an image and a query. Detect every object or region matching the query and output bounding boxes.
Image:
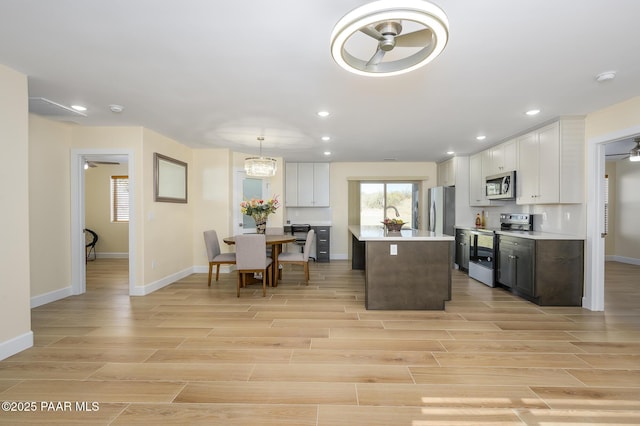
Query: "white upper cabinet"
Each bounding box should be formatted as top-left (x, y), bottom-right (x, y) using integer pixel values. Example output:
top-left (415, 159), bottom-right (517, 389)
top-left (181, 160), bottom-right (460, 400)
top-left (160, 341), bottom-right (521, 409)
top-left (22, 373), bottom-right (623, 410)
top-left (487, 139), bottom-right (517, 176)
top-left (285, 162), bottom-right (330, 207)
top-left (516, 118), bottom-right (584, 205)
top-left (469, 151), bottom-right (491, 206)
top-left (437, 157), bottom-right (456, 187)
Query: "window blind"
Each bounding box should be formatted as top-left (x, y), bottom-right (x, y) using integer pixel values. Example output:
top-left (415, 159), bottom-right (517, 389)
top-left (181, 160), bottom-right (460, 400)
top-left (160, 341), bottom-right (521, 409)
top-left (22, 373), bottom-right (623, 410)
top-left (111, 175), bottom-right (129, 222)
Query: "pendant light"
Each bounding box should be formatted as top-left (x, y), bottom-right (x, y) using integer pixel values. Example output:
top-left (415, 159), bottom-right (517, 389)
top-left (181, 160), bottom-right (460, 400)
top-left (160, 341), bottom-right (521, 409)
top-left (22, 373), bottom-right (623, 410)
top-left (245, 137), bottom-right (277, 176)
top-left (629, 138), bottom-right (640, 162)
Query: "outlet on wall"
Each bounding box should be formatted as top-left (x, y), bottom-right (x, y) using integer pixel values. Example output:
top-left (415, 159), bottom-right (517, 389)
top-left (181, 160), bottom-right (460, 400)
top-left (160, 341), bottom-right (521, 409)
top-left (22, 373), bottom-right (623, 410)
top-left (390, 244), bottom-right (397, 256)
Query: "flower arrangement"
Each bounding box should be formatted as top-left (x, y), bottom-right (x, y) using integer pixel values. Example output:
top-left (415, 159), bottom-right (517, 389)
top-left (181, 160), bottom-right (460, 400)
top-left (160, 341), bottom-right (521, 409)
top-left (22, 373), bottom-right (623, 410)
top-left (240, 195), bottom-right (280, 233)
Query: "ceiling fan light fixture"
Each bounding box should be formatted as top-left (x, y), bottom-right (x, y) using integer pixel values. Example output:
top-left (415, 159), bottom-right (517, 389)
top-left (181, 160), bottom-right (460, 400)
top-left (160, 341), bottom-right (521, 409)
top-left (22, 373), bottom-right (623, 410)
top-left (330, 0), bottom-right (449, 77)
top-left (245, 137), bottom-right (277, 177)
top-left (630, 139), bottom-right (640, 162)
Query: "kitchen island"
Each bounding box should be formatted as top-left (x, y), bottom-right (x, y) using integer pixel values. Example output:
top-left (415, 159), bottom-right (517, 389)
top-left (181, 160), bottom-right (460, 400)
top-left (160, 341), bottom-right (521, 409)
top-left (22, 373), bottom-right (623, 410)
top-left (350, 225), bottom-right (454, 310)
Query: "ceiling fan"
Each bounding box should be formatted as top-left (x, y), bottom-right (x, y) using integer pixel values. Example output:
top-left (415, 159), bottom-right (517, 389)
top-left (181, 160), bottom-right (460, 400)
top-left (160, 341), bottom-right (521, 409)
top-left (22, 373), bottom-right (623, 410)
top-left (605, 137), bottom-right (640, 162)
top-left (360, 20), bottom-right (433, 66)
top-left (330, 0), bottom-right (449, 77)
top-left (85, 160), bottom-right (120, 168)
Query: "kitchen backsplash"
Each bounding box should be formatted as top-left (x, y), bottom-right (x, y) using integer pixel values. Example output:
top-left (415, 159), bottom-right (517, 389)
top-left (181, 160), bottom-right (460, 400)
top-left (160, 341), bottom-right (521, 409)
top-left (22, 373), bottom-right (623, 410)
top-left (286, 207), bottom-right (332, 225)
top-left (476, 203), bottom-right (586, 236)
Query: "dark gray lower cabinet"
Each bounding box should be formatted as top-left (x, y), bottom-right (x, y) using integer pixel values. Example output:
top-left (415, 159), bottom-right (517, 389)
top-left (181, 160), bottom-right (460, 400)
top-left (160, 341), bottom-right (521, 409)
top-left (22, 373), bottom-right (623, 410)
top-left (314, 226), bottom-right (330, 262)
top-left (454, 228), bottom-right (470, 272)
top-left (496, 236), bottom-right (534, 296)
top-left (496, 235), bottom-right (583, 306)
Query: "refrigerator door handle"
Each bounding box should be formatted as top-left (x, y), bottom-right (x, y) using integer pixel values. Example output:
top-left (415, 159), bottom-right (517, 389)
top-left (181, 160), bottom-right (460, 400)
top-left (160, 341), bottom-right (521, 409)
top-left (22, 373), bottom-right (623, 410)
top-left (429, 200), bottom-right (436, 232)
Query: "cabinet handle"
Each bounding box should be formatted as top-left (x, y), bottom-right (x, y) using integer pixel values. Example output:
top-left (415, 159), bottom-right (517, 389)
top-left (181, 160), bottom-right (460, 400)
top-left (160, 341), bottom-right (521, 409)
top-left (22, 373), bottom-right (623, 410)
top-left (508, 255), bottom-right (517, 259)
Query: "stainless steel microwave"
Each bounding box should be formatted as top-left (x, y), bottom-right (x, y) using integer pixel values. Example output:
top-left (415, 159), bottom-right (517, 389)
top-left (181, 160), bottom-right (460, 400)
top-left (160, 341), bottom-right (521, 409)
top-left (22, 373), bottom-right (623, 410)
top-left (485, 171), bottom-right (515, 200)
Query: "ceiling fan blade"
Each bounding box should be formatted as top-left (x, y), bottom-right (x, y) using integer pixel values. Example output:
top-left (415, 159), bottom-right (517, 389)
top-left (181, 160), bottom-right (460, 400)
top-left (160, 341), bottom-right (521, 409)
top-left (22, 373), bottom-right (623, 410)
top-left (366, 48), bottom-right (386, 66)
top-left (359, 25), bottom-right (384, 41)
top-left (395, 28), bottom-right (433, 48)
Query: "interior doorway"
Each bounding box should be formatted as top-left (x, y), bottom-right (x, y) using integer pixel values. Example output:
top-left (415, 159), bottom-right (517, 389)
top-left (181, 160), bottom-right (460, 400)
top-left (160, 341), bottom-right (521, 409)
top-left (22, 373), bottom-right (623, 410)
top-left (586, 126), bottom-right (640, 311)
top-left (70, 149), bottom-right (136, 296)
top-left (83, 156), bottom-right (130, 290)
top-left (233, 170), bottom-right (269, 235)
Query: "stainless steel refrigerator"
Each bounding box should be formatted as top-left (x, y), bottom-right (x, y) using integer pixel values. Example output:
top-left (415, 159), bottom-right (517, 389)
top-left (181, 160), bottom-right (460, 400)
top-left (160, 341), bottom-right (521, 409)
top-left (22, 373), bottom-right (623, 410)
top-left (428, 186), bottom-right (455, 236)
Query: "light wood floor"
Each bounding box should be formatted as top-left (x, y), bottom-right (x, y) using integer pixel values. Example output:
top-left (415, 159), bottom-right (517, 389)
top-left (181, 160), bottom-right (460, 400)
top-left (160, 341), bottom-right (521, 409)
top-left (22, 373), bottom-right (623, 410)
top-left (1, 260), bottom-right (639, 425)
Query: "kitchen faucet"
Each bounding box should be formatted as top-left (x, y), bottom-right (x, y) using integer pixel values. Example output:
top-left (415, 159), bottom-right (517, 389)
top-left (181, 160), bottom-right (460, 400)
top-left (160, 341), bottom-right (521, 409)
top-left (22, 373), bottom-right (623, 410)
top-left (385, 206), bottom-right (400, 217)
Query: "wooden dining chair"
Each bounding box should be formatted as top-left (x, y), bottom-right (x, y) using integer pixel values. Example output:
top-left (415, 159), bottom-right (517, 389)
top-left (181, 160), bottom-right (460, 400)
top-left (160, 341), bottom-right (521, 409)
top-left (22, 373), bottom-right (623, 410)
top-left (235, 234), bottom-right (273, 297)
top-left (203, 229), bottom-right (236, 286)
top-left (278, 229), bottom-right (314, 285)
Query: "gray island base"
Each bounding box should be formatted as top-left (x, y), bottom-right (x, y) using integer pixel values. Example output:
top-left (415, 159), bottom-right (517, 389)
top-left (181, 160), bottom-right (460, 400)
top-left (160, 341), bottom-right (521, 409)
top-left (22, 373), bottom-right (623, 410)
top-left (350, 226), bottom-right (454, 310)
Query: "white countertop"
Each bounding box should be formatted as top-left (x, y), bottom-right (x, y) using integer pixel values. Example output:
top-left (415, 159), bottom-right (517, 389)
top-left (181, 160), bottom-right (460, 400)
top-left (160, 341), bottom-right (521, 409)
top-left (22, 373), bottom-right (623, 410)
top-left (455, 225), bottom-right (584, 240)
top-left (350, 225), bottom-right (454, 241)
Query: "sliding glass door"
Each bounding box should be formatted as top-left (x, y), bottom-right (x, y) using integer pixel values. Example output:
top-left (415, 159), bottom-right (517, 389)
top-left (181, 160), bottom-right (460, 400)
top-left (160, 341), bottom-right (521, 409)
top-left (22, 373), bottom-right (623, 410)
top-left (360, 182), bottom-right (418, 228)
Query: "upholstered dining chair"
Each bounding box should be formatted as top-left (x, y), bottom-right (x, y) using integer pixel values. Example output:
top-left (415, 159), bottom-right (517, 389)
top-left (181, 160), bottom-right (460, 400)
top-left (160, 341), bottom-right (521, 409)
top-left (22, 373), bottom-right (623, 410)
top-left (235, 234), bottom-right (273, 297)
top-left (265, 226), bottom-right (284, 257)
top-left (277, 229), bottom-right (314, 285)
top-left (203, 229), bottom-right (236, 286)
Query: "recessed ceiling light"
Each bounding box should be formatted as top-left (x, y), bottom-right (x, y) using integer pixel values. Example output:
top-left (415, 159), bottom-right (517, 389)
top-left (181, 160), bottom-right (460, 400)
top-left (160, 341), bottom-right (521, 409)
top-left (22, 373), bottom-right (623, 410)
top-left (476, 135), bottom-right (486, 141)
top-left (324, 151), bottom-right (332, 156)
top-left (446, 151), bottom-right (454, 155)
top-left (109, 104), bottom-right (124, 113)
top-left (321, 136), bottom-right (331, 141)
top-left (595, 71), bottom-right (616, 82)
top-left (317, 111), bottom-right (330, 117)
top-left (525, 109), bottom-right (540, 116)
top-left (71, 105), bottom-right (86, 112)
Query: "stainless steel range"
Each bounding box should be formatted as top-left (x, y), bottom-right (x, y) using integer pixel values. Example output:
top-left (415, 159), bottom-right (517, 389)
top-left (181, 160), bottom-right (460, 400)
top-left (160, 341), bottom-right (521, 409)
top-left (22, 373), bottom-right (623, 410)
top-left (500, 213), bottom-right (534, 231)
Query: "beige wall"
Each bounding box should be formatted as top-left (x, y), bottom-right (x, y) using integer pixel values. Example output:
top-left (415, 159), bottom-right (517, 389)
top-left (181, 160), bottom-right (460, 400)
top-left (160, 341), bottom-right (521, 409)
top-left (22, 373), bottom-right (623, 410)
top-left (142, 128), bottom-right (194, 284)
top-left (586, 96), bottom-right (640, 139)
top-left (29, 115), bottom-right (72, 297)
top-left (0, 65), bottom-right (31, 357)
top-left (329, 161), bottom-right (437, 258)
top-left (85, 163), bottom-right (129, 255)
top-left (191, 149), bottom-right (233, 266)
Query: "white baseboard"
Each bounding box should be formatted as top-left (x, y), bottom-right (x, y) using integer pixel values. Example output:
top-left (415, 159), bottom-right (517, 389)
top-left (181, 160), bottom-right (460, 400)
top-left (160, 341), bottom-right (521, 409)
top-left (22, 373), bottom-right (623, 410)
top-left (130, 267), bottom-right (195, 296)
top-left (192, 265), bottom-right (235, 274)
top-left (31, 286), bottom-right (73, 308)
top-left (95, 252), bottom-right (129, 259)
top-left (0, 331), bottom-right (33, 361)
top-left (605, 255), bottom-right (640, 266)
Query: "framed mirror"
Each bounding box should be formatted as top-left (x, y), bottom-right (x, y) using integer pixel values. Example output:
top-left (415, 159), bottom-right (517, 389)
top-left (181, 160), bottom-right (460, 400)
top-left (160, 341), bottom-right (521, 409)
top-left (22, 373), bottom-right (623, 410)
top-left (154, 152), bottom-right (188, 203)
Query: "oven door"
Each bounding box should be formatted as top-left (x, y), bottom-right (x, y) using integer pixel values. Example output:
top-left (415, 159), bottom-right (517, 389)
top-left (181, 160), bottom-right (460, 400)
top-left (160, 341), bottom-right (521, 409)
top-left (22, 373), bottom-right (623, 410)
top-left (469, 231), bottom-right (495, 287)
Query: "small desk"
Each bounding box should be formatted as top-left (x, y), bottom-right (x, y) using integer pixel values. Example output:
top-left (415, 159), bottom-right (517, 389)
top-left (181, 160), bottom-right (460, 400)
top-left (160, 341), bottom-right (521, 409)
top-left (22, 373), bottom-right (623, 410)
top-left (223, 234), bottom-right (295, 287)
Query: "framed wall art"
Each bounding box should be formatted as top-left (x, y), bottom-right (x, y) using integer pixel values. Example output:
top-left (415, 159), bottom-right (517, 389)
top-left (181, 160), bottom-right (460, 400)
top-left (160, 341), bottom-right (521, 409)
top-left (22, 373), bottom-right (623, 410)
top-left (154, 152), bottom-right (188, 203)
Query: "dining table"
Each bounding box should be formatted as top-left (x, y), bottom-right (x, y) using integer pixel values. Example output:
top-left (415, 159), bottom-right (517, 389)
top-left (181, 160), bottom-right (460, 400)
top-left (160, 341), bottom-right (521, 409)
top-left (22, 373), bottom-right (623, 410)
top-left (223, 233), bottom-right (296, 287)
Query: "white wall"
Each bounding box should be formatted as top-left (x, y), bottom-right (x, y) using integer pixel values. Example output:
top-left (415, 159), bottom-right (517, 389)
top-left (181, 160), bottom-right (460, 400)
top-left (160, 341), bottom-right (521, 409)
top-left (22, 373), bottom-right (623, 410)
top-left (0, 65), bottom-right (32, 360)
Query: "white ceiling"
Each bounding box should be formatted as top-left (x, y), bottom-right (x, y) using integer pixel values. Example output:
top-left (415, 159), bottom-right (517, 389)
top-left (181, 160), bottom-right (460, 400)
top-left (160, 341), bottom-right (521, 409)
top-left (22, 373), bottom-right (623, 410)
top-left (2, 0), bottom-right (640, 163)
